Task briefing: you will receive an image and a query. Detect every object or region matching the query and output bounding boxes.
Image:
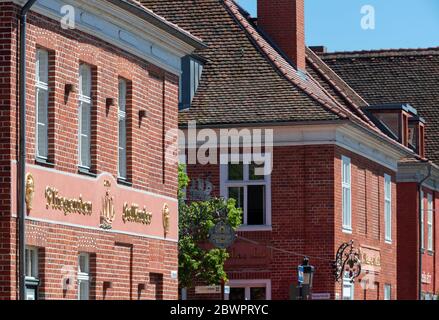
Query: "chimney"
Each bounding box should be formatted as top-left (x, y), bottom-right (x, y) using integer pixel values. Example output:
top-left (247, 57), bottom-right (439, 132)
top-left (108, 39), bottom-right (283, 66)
top-left (257, 0), bottom-right (306, 71)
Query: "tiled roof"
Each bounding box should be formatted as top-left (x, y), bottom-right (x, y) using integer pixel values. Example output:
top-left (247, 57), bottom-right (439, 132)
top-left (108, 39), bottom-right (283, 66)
top-left (138, 1), bottom-right (410, 155)
top-left (320, 47), bottom-right (439, 163)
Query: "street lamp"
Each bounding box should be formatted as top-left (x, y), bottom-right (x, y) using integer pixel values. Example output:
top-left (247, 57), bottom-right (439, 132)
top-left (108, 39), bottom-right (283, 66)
top-left (298, 257), bottom-right (315, 300)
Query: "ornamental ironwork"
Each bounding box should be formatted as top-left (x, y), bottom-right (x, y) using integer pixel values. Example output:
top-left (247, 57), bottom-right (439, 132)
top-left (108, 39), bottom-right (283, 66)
top-left (333, 240), bottom-right (362, 283)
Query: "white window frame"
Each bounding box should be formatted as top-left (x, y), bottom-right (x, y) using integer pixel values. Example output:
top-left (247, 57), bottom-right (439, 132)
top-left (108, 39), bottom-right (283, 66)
top-left (118, 78), bottom-right (127, 180)
top-left (427, 193), bottom-right (434, 252)
top-left (35, 49), bottom-right (49, 160)
top-left (342, 156), bottom-right (352, 233)
top-left (224, 279), bottom-right (271, 301)
top-left (78, 253), bottom-right (90, 300)
top-left (220, 153), bottom-right (272, 232)
top-left (78, 64), bottom-right (92, 170)
top-left (25, 246), bottom-right (39, 280)
top-left (384, 284), bottom-right (392, 300)
top-left (384, 174), bottom-right (392, 243)
top-left (421, 190), bottom-right (425, 250)
top-left (342, 275), bottom-right (354, 300)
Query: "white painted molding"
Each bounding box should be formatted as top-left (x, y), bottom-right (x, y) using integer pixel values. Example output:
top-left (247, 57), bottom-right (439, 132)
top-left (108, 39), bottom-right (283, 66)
top-left (4, 0), bottom-right (198, 75)
top-left (180, 122), bottom-right (405, 171)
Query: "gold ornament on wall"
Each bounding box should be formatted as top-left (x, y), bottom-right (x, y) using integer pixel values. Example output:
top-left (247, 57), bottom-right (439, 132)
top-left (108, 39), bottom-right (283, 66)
top-left (100, 190), bottom-right (116, 230)
top-left (25, 173), bottom-right (35, 212)
top-left (162, 203), bottom-right (170, 237)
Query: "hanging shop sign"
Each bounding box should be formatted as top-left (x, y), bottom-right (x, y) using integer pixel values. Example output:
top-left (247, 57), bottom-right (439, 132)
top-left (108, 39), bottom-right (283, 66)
top-left (208, 220), bottom-right (236, 249)
top-left (122, 203), bottom-right (153, 225)
top-left (45, 186), bottom-right (93, 216)
top-left (189, 175), bottom-right (213, 201)
top-left (333, 240), bottom-right (361, 282)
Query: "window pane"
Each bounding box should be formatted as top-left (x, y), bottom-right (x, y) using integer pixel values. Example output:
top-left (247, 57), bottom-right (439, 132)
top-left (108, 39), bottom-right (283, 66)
top-left (228, 187), bottom-right (244, 210)
top-left (118, 79), bottom-right (127, 113)
top-left (79, 280), bottom-right (90, 300)
top-left (119, 119), bottom-right (127, 178)
top-left (79, 64), bottom-right (91, 98)
top-left (36, 49), bottom-right (49, 84)
top-left (247, 185), bottom-right (265, 225)
top-left (80, 102), bottom-right (91, 167)
top-left (249, 162), bottom-right (265, 181)
top-left (250, 287), bottom-right (266, 300)
top-left (229, 288), bottom-right (245, 301)
top-left (36, 88), bottom-right (49, 158)
top-left (228, 163), bottom-right (243, 181)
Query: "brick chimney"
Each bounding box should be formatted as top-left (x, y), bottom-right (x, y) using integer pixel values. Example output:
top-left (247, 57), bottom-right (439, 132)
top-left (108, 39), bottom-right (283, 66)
top-left (257, 0), bottom-right (306, 71)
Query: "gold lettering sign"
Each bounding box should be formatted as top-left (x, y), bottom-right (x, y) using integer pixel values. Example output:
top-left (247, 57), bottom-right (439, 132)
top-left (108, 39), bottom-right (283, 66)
top-left (45, 187), bottom-right (92, 216)
top-left (122, 203), bottom-right (152, 225)
top-left (162, 203), bottom-right (170, 237)
top-left (25, 173), bottom-right (35, 212)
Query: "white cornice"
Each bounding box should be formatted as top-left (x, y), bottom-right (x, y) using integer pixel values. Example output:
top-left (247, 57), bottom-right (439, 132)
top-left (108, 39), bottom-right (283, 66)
top-left (180, 122), bottom-right (408, 171)
top-left (5, 0), bottom-right (198, 75)
top-left (397, 161), bottom-right (439, 191)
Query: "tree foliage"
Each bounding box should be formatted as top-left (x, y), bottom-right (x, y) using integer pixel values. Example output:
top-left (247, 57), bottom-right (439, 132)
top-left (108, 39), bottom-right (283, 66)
top-left (178, 164), bottom-right (242, 289)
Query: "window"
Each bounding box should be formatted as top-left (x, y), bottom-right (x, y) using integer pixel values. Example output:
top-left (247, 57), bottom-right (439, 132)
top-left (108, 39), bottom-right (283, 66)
top-left (180, 55), bottom-right (203, 110)
top-left (118, 79), bottom-right (127, 180)
top-left (35, 49), bottom-right (49, 159)
top-left (221, 158), bottom-right (271, 228)
top-left (78, 253), bottom-right (90, 300)
top-left (342, 275), bottom-right (354, 300)
top-left (427, 193), bottom-right (434, 251)
top-left (342, 156), bottom-right (352, 232)
top-left (78, 64), bottom-right (92, 170)
top-left (421, 190), bottom-right (425, 250)
top-left (384, 284), bottom-right (392, 300)
top-left (25, 247), bottom-right (39, 300)
top-left (384, 174), bottom-right (392, 243)
top-left (225, 280), bottom-right (271, 300)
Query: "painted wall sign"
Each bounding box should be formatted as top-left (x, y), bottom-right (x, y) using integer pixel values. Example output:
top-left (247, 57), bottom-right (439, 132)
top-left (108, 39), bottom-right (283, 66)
top-left (359, 246), bottom-right (381, 273)
top-left (195, 286), bottom-right (221, 295)
top-left (122, 203), bottom-right (153, 225)
top-left (13, 166), bottom-right (178, 240)
top-left (45, 186), bottom-right (93, 216)
top-left (422, 272), bottom-right (432, 284)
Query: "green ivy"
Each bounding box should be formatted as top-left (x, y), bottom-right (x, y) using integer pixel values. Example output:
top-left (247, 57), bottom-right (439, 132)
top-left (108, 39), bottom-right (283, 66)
top-left (178, 164), bottom-right (242, 289)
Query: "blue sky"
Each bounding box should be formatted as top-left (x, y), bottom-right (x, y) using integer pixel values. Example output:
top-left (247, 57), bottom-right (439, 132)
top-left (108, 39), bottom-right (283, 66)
top-left (236, 0), bottom-right (439, 52)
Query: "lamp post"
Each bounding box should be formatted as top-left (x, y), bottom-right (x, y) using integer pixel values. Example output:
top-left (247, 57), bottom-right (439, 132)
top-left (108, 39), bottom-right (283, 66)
top-left (298, 257), bottom-right (315, 300)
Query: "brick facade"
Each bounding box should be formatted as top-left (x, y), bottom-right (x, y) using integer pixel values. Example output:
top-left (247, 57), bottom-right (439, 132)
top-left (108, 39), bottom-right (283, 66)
top-left (186, 144), bottom-right (397, 300)
top-left (397, 182), bottom-right (438, 300)
top-left (0, 2), bottom-right (188, 300)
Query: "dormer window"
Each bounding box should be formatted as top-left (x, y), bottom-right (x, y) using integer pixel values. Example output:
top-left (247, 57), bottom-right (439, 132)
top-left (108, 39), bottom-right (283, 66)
top-left (364, 103), bottom-right (426, 157)
top-left (179, 55), bottom-right (204, 110)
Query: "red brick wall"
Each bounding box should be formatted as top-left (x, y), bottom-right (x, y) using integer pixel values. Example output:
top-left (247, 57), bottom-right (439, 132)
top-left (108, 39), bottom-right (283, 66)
top-left (334, 146), bottom-right (397, 300)
top-left (397, 182), bottom-right (438, 299)
top-left (186, 144), bottom-right (397, 300)
top-left (0, 3), bottom-right (179, 300)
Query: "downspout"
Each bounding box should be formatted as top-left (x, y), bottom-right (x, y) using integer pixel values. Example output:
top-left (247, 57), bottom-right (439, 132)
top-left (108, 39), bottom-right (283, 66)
top-left (18, 0), bottom-right (38, 300)
top-left (418, 162), bottom-right (432, 300)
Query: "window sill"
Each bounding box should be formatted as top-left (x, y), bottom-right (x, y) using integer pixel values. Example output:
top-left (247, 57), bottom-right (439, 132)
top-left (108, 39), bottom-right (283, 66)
top-left (427, 250), bottom-right (434, 256)
top-left (35, 157), bottom-right (54, 168)
top-left (342, 228), bottom-right (352, 234)
top-left (385, 240), bottom-right (392, 245)
top-left (238, 225), bottom-right (272, 232)
top-left (117, 178), bottom-right (132, 187)
top-left (78, 167), bottom-right (97, 178)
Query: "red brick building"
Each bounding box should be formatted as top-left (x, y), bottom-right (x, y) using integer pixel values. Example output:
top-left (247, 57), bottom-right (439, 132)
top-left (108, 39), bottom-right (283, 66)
top-left (320, 48), bottom-right (439, 300)
top-left (144, 0), bottom-right (423, 300)
top-left (0, 0), bottom-right (203, 299)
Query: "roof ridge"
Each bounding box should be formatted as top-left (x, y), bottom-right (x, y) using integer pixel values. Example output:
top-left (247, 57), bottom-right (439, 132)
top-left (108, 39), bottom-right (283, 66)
top-left (321, 46), bottom-right (439, 59)
top-left (305, 48), bottom-right (377, 128)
